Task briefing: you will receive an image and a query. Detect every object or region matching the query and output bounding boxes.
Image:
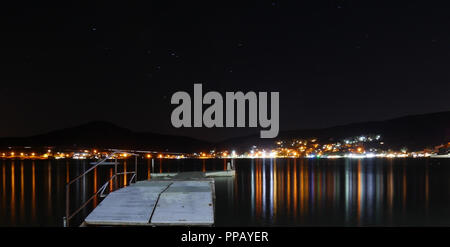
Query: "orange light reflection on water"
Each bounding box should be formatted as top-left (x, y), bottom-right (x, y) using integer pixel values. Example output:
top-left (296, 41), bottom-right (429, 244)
top-left (31, 161), bottom-right (36, 221)
top-left (20, 162), bottom-right (24, 221)
top-left (93, 167), bottom-right (98, 207)
top-left (10, 161), bottom-right (15, 223)
top-left (239, 158), bottom-right (432, 225)
top-left (123, 161), bottom-right (127, 187)
top-left (0, 158), bottom-right (436, 226)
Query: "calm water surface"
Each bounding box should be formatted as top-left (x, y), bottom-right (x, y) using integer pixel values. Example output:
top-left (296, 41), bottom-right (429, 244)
top-left (1, 158), bottom-right (450, 226)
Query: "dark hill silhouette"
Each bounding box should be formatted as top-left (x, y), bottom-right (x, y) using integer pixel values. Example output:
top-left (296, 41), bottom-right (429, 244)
top-left (216, 111), bottom-right (450, 151)
top-left (0, 121), bottom-right (210, 153)
top-left (1, 111), bottom-right (449, 153)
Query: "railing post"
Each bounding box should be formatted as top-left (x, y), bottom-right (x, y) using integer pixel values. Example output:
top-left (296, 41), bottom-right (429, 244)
top-left (135, 156), bottom-right (138, 183)
top-left (152, 158), bottom-right (154, 173)
top-left (114, 158), bottom-right (118, 190)
top-left (63, 216), bottom-right (67, 227)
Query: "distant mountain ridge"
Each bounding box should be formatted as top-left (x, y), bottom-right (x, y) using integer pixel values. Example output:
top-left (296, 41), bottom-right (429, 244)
top-left (0, 111), bottom-right (449, 152)
top-left (0, 121), bottom-right (210, 153)
top-left (215, 111), bottom-right (450, 151)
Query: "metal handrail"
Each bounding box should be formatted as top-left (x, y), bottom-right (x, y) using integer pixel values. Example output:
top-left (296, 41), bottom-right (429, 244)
top-left (63, 152), bottom-right (139, 227)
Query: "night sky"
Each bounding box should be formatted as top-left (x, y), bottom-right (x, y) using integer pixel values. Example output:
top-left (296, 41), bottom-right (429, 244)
top-left (1, 1), bottom-right (449, 141)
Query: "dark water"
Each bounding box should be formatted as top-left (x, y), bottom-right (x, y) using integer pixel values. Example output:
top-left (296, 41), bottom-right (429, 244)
top-left (1, 158), bottom-right (450, 226)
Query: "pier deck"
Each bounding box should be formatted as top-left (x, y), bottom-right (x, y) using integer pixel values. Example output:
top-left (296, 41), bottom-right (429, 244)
top-left (84, 174), bottom-right (216, 226)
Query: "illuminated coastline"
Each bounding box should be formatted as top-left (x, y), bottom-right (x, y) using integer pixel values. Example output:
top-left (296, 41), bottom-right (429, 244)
top-left (0, 134), bottom-right (448, 160)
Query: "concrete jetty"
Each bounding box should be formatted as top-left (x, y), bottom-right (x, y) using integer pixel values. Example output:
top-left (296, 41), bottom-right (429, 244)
top-left (83, 171), bottom-right (233, 226)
